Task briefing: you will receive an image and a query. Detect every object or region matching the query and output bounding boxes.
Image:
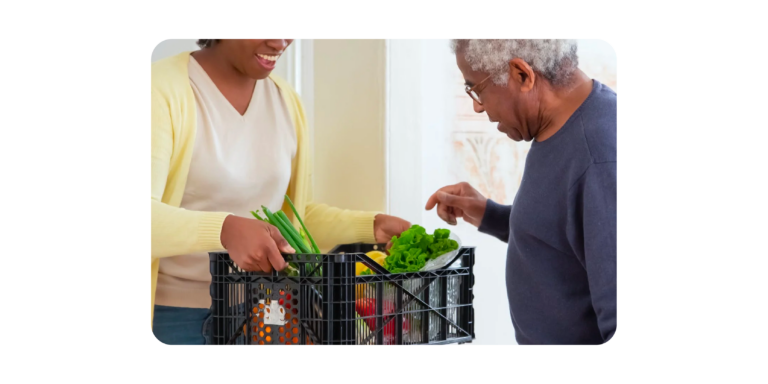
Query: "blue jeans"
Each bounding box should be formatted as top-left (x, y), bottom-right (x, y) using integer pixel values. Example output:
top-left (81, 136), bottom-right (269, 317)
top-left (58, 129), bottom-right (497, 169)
top-left (153, 305), bottom-right (212, 345)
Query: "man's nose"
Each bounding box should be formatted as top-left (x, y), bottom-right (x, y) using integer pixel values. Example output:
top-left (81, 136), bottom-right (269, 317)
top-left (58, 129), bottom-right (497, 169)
top-left (473, 99), bottom-right (485, 114)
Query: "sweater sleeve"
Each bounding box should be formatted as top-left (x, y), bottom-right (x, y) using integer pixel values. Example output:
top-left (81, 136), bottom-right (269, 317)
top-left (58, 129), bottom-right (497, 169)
top-left (570, 162), bottom-right (617, 342)
top-left (478, 199), bottom-right (512, 243)
top-left (151, 87), bottom-right (231, 260)
top-left (304, 203), bottom-right (378, 252)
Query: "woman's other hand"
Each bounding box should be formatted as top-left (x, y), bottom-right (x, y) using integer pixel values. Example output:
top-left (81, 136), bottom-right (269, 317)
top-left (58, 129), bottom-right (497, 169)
top-left (374, 214), bottom-right (411, 250)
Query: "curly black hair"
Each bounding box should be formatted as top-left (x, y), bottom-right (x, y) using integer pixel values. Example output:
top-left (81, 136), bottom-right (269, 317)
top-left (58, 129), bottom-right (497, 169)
top-left (196, 39), bottom-right (220, 48)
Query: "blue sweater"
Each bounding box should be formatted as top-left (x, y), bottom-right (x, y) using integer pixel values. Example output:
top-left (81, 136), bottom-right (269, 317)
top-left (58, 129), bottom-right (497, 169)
top-left (479, 80), bottom-right (617, 344)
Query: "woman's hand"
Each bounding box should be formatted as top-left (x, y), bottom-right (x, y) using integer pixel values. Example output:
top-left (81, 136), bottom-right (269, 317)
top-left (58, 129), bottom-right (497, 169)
top-left (374, 214), bottom-right (411, 249)
top-left (220, 215), bottom-right (294, 272)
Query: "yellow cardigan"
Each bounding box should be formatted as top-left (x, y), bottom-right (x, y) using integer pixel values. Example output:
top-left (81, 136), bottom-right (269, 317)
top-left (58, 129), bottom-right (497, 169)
top-left (151, 52), bottom-right (378, 325)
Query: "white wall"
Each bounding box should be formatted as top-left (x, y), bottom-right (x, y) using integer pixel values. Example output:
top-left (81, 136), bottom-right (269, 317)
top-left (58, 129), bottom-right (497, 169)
top-left (151, 39), bottom-right (199, 62)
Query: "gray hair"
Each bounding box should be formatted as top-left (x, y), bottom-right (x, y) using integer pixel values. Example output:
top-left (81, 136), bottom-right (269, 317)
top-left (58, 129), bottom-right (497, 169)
top-left (451, 39), bottom-right (579, 87)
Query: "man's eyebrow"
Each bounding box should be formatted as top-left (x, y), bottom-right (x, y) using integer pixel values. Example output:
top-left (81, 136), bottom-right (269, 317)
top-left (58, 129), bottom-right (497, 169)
top-left (464, 80), bottom-right (474, 87)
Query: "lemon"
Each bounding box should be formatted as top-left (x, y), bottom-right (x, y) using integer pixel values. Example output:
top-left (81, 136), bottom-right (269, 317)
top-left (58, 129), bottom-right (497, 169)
top-left (356, 250), bottom-right (389, 298)
top-left (366, 250), bottom-right (388, 265)
top-left (356, 250), bottom-right (388, 275)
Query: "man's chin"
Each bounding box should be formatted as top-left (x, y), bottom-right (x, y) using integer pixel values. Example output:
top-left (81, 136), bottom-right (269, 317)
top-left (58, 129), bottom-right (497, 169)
top-left (504, 129), bottom-right (524, 142)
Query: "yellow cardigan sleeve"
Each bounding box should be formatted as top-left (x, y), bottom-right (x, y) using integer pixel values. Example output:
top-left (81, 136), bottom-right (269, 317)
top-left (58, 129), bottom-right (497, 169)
top-left (151, 87), bottom-right (231, 260)
top-left (304, 202), bottom-right (379, 252)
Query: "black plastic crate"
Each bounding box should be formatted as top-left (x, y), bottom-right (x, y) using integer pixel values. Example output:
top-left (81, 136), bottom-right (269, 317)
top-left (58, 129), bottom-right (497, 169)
top-left (208, 243), bottom-right (475, 345)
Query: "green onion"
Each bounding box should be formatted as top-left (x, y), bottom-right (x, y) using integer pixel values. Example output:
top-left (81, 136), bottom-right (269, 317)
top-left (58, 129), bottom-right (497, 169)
top-left (282, 196), bottom-right (322, 275)
top-left (298, 227), bottom-right (313, 251)
top-left (250, 199), bottom-right (322, 276)
top-left (261, 206), bottom-right (301, 253)
top-left (275, 211), bottom-right (311, 252)
top-left (263, 206), bottom-right (310, 254)
top-left (277, 210), bottom-right (308, 250)
top-left (275, 212), bottom-right (311, 254)
top-left (250, 210), bottom-right (266, 222)
top-left (284, 195), bottom-right (320, 253)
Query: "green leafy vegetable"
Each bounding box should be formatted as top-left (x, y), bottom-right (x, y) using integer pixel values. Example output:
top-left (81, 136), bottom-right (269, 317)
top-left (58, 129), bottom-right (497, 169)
top-left (383, 225), bottom-right (459, 273)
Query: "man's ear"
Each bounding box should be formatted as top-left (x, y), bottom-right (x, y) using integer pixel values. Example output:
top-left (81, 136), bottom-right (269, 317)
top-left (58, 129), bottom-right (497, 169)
top-left (507, 58), bottom-right (536, 93)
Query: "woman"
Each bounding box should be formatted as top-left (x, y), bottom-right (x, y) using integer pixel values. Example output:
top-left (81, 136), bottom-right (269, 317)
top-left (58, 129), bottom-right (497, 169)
top-left (151, 39), bottom-right (410, 344)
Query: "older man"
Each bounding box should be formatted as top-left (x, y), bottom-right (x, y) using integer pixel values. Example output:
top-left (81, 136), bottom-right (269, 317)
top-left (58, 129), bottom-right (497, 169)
top-left (426, 40), bottom-right (616, 344)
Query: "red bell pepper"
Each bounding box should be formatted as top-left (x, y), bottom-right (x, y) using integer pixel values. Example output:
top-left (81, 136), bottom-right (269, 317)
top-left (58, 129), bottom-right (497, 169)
top-left (355, 297), bottom-right (410, 344)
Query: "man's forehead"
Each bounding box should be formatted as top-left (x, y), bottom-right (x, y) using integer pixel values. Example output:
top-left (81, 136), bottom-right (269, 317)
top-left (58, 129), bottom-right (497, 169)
top-left (461, 70), bottom-right (485, 87)
top-left (456, 52), bottom-right (485, 85)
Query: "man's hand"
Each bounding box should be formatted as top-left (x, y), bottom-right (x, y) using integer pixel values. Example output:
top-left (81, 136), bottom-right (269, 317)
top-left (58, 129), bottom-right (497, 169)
top-left (220, 215), bottom-right (294, 273)
top-left (425, 182), bottom-right (488, 227)
top-left (374, 214), bottom-right (411, 249)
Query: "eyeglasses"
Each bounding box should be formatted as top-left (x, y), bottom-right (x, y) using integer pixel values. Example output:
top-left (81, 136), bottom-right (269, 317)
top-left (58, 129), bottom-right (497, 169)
top-left (465, 73), bottom-right (494, 105)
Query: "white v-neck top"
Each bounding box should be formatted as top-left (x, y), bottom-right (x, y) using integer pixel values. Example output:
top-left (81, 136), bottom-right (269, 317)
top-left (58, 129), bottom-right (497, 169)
top-left (155, 56), bottom-right (297, 308)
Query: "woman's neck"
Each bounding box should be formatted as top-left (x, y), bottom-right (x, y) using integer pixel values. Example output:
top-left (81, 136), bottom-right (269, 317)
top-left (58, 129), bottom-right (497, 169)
top-left (192, 49), bottom-right (256, 91)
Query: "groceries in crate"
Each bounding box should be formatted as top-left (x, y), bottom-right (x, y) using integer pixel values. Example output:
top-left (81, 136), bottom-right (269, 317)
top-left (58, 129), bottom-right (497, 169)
top-left (209, 243), bottom-right (475, 344)
top-left (356, 225), bottom-right (460, 275)
top-left (356, 297), bottom-right (410, 344)
top-left (353, 226), bottom-right (461, 339)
